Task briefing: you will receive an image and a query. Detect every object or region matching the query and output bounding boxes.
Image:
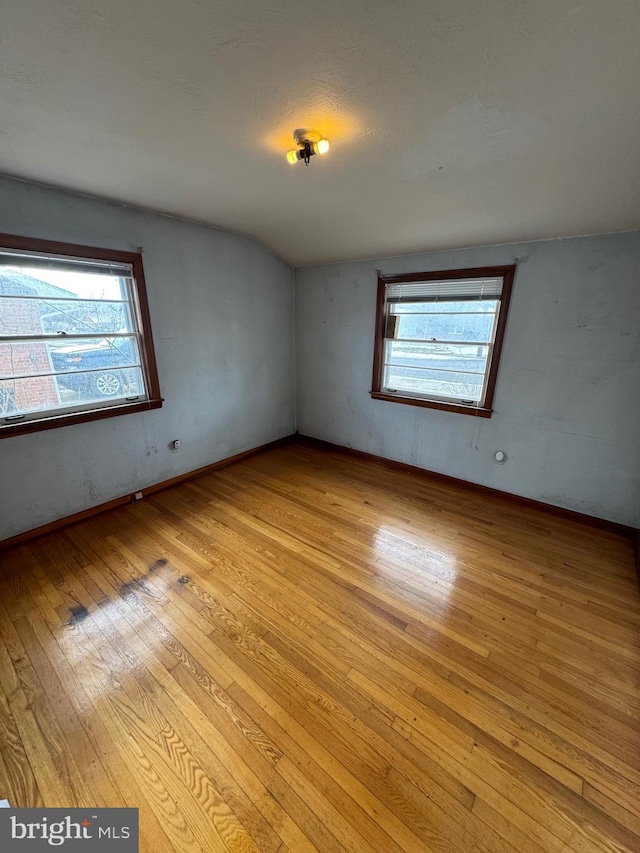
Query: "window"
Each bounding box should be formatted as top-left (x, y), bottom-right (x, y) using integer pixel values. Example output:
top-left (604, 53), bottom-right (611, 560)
top-left (0, 234), bottom-right (162, 438)
top-left (371, 265), bottom-right (515, 417)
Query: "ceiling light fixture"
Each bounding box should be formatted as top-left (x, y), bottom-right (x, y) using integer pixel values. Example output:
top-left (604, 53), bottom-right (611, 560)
top-left (286, 129), bottom-right (330, 165)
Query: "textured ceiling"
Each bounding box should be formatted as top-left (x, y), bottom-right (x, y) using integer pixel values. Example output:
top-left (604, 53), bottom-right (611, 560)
top-left (1, 0), bottom-right (639, 266)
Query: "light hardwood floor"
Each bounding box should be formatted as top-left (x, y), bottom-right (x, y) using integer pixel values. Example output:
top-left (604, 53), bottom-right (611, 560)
top-left (1, 440), bottom-right (639, 852)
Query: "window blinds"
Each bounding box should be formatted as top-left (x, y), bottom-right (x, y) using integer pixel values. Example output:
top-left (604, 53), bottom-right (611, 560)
top-left (0, 249), bottom-right (131, 278)
top-left (386, 277), bottom-right (503, 303)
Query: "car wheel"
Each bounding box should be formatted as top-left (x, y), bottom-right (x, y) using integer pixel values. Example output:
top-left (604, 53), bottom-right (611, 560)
top-left (95, 372), bottom-right (121, 396)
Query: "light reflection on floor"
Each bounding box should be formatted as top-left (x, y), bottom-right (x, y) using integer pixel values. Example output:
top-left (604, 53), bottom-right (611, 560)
top-left (372, 523), bottom-right (458, 584)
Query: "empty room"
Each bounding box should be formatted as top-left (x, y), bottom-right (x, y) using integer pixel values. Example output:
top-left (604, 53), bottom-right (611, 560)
top-left (0, 1), bottom-right (639, 851)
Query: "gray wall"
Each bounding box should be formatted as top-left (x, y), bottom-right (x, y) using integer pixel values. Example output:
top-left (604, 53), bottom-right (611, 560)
top-left (0, 177), bottom-right (295, 540)
top-left (295, 233), bottom-right (640, 527)
top-left (2, 175), bottom-right (638, 538)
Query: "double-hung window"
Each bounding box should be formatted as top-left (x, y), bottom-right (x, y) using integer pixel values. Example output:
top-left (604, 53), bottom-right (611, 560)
top-left (0, 234), bottom-right (162, 437)
top-left (371, 265), bottom-right (515, 417)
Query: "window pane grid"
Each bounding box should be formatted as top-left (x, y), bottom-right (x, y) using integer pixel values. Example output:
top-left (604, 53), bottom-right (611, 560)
top-left (1, 395), bottom-right (145, 422)
top-left (388, 301), bottom-right (498, 346)
top-left (1, 365), bottom-right (146, 419)
top-left (0, 294), bottom-right (130, 304)
top-left (0, 363), bottom-right (143, 383)
top-left (373, 267), bottom-right (514, 415)
top-left (383, 362), bottom-right (486, 377)
top-left (383, 375), bottom-right (484, 402)
top-left (384, 342), bottom-right (491, 360)
top-left (379, 284), bottom-right (502, 407)
top-left (382, 388), bottom-right (483, 405)
top-left (380, 388), bottom-right (478, 407)
top-left (390, 337), bottom-right (492, 347)
top-left (0, 243), bottom-right (156, 430)
top-left (0, 332), bottom-right (138, 343)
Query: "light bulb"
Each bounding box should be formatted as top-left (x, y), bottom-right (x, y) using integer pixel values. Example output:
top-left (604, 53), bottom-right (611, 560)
top-left (314, 139), bottom-right (330, 155)
top-left (286, 149), bottom-right (300, 164)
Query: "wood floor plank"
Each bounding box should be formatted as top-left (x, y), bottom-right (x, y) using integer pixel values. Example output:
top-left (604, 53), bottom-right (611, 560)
top-left (0, 440), bottom-right (638, 852)
top-left (0, 611), bottom-right (43, 808)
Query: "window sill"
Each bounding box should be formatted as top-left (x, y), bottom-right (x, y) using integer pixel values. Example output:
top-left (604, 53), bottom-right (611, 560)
top-left (0, 398), bottom-right (163, 439)
top-left (370, 390), bottom-right (492, 418)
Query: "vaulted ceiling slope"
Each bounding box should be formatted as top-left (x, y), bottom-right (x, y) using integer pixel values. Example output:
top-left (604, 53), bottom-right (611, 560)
top-left (2, 0), bottom-right (639, 266)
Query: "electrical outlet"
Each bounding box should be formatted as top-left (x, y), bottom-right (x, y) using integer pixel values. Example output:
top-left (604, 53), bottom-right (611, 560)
top-left (171, 439), bottom-right (181, 451)
top-left (134, 491), bottom-right (143, 501)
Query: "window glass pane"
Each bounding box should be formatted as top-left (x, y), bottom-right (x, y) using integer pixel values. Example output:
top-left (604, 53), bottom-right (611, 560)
top-left (48, 336), bottom-right (140, 374)
top-left (0, 341), bottom-right (56, 380)
top-left (0, 267), bottom-right (128, 300)
top-left (56, 366), bottom-right (145, 403)
top-left (1, 337), bottom-right (140, 379)
top-left (0, 367), bottom-right (145, 417)
top-left (393, 300), bottom-right (497, 314)
top-left (0, 242), bottom-right (159, 433)
top-left (383, 364), bottom-right (484, 402)
top-left (391, 302), bottom-right (497, 343)
top-left (375, 269), bottom-right (513, 413)
top-left (386, 341), bottom-right (489, 374)
top-left (0, 297), bottom-right (131, 337)
top-left (0, 376), bottom-right (60, 416)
